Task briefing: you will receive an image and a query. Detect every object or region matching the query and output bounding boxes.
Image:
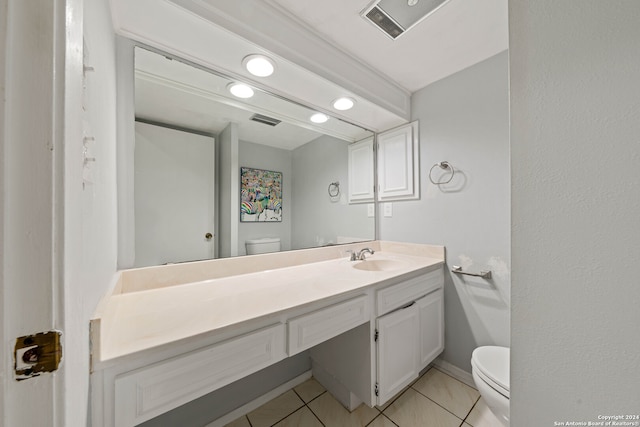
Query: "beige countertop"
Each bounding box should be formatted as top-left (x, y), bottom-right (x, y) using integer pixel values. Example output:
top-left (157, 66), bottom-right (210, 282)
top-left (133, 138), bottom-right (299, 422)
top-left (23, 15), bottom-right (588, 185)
top-left (91, 241), bottom-right (444, 365)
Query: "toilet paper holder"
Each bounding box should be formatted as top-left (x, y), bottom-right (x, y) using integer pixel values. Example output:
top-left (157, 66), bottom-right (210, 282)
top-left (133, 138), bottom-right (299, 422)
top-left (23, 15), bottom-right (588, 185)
top-left (451, 265), bottom-right (492, 279)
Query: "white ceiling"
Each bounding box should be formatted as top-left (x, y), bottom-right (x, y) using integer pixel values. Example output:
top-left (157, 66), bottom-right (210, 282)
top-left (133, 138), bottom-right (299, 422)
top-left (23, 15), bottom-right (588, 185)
top-left (269, 0), bottom-right (508, 92)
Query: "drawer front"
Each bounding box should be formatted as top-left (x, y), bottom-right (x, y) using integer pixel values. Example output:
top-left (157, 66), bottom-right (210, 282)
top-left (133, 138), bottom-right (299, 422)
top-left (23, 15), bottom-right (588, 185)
top-left (288, 295), bottom-right (369, 356)
top-left (377, 268), bottom-right (443, 316)
top-left (114, 324), bottom-right (286, 427)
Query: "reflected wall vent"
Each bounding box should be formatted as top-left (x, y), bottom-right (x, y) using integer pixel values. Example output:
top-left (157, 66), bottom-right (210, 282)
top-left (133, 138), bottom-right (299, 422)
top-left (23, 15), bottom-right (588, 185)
top-left (250, 113), bottom-right (281, 127)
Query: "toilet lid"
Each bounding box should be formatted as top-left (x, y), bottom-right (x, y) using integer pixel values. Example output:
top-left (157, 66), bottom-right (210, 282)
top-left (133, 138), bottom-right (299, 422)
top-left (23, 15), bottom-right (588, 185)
top-left (472, 346), bottom-right (510, 396)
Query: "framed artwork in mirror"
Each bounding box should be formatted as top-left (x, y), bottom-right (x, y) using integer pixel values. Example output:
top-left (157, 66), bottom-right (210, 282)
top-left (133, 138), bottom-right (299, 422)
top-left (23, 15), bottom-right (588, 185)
top-left (240, 167), bottom-right (283, 222)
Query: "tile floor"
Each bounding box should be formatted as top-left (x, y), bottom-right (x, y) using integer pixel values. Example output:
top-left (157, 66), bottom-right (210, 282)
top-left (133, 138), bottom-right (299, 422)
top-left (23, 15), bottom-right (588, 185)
top-left (225, 367), bottom-right (503, 427)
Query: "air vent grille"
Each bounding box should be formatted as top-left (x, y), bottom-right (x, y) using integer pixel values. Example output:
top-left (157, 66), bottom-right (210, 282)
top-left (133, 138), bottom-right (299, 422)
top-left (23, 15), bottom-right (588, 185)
top-left (250, 113), bottom-right (281, 127)
top-left (365, 6), bottom-right (404, 39)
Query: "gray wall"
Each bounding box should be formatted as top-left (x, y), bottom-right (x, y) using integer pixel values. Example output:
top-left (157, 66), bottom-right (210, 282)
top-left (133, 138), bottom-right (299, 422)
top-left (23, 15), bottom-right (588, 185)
top-left (292, 135), bottom-right (374, 249)
top-left (238, 140), bottom-right (293, 255)
top-left (380, 51), bottom-right (510, 373)
top-left (217, 123), bottom-right (237, 258)
top-left (510, 1), bottom-right (640, 424)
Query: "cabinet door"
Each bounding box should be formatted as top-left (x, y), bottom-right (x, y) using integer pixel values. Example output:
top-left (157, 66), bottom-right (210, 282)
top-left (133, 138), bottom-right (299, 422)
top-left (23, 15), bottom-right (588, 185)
top-left (377, 121), bottom-right (419, 201)
top-left (417, 288), bottom-right (444, 368)
top-left (348, 137), bottom-right (375, 203)
top-left (376, 304), bottom-right (419, 405)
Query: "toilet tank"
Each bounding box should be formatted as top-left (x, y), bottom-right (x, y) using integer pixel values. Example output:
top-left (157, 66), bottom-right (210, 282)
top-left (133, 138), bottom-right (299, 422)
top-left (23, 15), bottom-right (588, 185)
top-left (245, 237), bottom-right (281, 255)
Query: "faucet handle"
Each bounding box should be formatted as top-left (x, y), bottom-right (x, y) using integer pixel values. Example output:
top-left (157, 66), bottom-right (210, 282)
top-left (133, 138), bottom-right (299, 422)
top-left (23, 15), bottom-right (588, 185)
top-left (345, 250), bottom-right (357, 261)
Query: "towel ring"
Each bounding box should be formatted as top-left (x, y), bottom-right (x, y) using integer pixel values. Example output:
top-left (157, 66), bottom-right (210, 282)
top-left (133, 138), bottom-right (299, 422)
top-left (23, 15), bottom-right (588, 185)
top-left (429, 161), bottom-right (455, 185)
top-left (328, 181), bottom-right (340, 197)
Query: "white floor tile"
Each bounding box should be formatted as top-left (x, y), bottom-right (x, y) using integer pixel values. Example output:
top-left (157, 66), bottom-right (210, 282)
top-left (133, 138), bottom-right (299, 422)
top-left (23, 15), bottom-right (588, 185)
top-left (273, 406), bottom-right (323, 427)
top-left (465, 397), bottom-right (504, 427)
top-left (412, 368), bottom-right (479, 419)
top-left (294, 378), bottom-right (326, 403)
top-left (384, 388), bottom-right (462, 427)
top-left (308, 391), bottom-right (379, 427)
top-left (246, 390), bottom-right (304, 427)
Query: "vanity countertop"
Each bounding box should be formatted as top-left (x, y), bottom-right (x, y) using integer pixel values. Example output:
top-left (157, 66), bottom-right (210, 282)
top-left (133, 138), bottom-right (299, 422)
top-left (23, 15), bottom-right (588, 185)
top-left (91, 241), bottom-right (444, 365)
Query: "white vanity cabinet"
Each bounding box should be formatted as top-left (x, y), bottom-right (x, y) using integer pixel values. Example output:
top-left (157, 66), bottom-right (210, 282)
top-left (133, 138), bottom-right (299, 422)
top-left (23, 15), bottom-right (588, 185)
top-left (309, 267), bottom-right (444, 408)
top-left (373, 269), bottom-right (444, 405)
top-left (92, 243), bottom-right (445, 426)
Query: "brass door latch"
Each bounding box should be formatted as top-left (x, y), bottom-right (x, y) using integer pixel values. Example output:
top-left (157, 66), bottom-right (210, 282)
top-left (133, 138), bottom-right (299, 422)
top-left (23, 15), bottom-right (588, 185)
top-left (15, 331), bottom-right (62, 381)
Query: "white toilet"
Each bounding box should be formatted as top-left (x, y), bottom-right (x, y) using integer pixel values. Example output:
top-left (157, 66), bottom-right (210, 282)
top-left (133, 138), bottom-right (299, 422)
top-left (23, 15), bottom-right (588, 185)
top-left (471, 346), bottom-right (510, 426)
top-left (245, 237), bottom-right (281, 255)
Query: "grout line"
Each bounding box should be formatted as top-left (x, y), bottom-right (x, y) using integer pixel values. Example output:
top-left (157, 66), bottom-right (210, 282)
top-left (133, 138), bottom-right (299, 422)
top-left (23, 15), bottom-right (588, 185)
top-left (461, 396), bottom-right (481, 426)
top-left (306, 403), bottom-right (326, 427)
top-left (410, 386), bottom-right (465, 424)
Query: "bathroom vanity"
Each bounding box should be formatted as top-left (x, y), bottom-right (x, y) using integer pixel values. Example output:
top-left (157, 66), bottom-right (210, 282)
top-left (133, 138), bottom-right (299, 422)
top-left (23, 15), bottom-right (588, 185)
top-left (90, 241), bottom-right (444, 426)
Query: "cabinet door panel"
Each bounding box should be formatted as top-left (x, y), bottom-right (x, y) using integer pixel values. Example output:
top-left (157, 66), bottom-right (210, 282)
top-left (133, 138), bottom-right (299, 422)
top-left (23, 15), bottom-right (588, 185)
top-left (417, 289), bottom-right (445, 368)
top-left (377, 122), bottom-right (419, 201)
top-left (376, 304), bottom-right (419, 405)
top-left (348, 137), bottom-right (375, 203)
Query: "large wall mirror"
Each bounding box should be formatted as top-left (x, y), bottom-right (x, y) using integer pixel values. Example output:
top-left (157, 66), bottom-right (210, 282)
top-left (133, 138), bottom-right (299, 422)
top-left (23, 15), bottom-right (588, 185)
top-left (127, 47), bottom-right (375, 267)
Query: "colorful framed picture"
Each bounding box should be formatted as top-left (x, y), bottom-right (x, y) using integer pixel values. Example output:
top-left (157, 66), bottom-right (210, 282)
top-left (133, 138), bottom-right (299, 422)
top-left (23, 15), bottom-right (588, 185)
top-left (240, 167), bottom-right (283, 222)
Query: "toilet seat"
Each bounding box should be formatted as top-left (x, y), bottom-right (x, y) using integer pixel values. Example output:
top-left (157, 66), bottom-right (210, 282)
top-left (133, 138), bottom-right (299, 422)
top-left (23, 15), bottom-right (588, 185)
top-left (471, 346), bottom-right (510, 398)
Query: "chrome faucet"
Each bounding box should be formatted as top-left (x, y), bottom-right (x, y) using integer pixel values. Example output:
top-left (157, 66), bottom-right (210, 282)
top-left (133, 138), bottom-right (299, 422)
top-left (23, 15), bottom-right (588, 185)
top-left (347, 247), bottom-right (375, 261)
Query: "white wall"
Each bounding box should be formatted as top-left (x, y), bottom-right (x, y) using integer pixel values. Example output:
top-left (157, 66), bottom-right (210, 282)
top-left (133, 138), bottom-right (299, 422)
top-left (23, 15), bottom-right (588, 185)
top-left (509, 1), bottom-right (640, 424)
top-left (62, 0), bottom-right (120, 425)
top-left (380, 51), bottom-right (510, 372)
top-left (291, 135), bottom-right (374, 249)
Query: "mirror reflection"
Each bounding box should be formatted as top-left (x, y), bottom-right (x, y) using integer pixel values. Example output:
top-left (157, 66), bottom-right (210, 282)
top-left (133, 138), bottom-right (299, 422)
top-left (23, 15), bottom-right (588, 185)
top-left (132, 47), bottom-right (375, 267)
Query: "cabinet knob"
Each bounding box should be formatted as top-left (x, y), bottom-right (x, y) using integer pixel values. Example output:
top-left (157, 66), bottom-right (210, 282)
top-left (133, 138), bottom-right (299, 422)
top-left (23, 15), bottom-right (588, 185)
top-left (205, 233), bottom-right (213, 241)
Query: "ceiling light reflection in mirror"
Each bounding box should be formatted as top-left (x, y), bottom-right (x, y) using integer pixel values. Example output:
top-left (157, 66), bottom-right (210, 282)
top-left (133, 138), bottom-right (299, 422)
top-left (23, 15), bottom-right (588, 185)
top-left (134, 48), bottom-right (371, 149)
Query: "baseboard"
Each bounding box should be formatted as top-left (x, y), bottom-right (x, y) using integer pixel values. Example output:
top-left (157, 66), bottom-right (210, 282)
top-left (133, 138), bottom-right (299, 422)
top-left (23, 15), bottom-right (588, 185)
top-left (206, 370), bottom-right (312, 427)
top-left (431, 357), bottom-right (476, 389)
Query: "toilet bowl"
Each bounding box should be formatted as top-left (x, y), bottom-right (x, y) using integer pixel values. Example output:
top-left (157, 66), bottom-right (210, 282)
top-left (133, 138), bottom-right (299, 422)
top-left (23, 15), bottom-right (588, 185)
top-left (245, 237), bottom-right (281, 255)
top-left (471, 346), bottom-right (510, 426)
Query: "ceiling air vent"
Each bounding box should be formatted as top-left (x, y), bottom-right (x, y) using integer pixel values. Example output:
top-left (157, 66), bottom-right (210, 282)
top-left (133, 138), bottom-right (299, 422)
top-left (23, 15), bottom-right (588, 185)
top-left (364, 6), bottom-right (404, 39)
top-left (250, 113), bottom-right (281, 127)
top-left (362, 0), bottom-right (451, 40)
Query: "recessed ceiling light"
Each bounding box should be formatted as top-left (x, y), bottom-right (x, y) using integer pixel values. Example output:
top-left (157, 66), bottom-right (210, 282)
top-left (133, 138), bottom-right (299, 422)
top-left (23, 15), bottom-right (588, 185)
top-left (228, 83), bottom-right (254, 99)
top-left (243, 54), bottom-right (275, 77)
top-left (310, 113), bottom-right (329, 124)
top-left (332, 97), bottom-right (356, 111)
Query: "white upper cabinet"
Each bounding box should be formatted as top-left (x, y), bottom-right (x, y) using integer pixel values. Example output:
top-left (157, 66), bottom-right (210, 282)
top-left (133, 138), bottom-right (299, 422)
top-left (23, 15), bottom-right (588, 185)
top-left (348, 137), bottom-right (375, 203)
top-left (377, 121), bottom-right (420, 201)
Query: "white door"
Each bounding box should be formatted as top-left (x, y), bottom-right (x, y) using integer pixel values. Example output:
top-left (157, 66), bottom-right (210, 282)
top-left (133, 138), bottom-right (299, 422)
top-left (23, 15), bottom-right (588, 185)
top-left (1, 1), bottom-right (64, 425)
top-left (417, 289), bottom-right (445, 368)
top-left (134, 122), bottom-right (215, 266)
top-left (376, 303), bottom-right (420, 405)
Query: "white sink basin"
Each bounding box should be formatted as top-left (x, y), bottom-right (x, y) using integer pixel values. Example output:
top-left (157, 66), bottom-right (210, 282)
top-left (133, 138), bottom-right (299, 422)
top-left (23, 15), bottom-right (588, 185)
top-left (352, 259), bottom-right (408, 272)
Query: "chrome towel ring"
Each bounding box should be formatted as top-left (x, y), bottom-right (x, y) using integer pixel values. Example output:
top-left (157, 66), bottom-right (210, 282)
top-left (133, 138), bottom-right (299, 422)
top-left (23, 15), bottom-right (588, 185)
top-left (429, 161), bottom-right (455, 185)
top-left (328, 181), bottom-right (340, 197)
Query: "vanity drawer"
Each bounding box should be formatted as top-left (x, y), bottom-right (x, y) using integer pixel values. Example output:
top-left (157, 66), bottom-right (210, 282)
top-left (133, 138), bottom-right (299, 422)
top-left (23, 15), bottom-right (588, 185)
top-left (288, 295), bottom-right (369, 356)
top-left (114, 323), bottom-right (286, 427)
top-left (377, 268), bottom-right (443, 316)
